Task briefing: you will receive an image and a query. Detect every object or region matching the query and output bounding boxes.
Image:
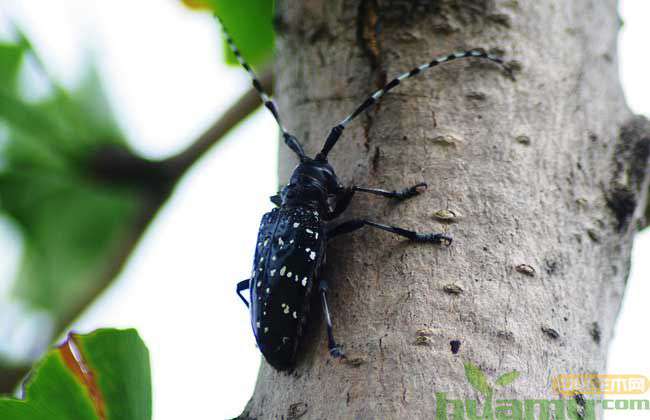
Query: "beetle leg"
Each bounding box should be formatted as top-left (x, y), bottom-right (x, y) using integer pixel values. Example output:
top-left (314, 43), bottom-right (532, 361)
top-left (319, 279), bottom-right (345, 360)
top-left (326, 182), bottom-right (427, 220)
top-left (327, 219), bottom-right (452, 245)
top-left (236, 279), bottom-right (251, 308)
top-left (325, 187), bottom-right (355, 220)
top-left (269, 194), bottom-right (282, 207)
top-left (353, 182), bottom-right (427, 200)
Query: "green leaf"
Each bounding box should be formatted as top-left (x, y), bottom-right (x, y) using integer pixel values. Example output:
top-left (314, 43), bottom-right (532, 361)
top-left (216, 0), bottom-right (274, 67)
top-left (464, 362), bottom-right (493, 396)
top-left (0, 42), bottom-right (25, 92)
top-left (184, 0), bottom-right (275, 68)
top-left (495, 370), bottom-right (520, 387)
top-left (3, 171), bottom-right (139, 314)
top-left (0, 329), bottom-right (152, 420)
top-left (0, 38), bottom-right (145, 336)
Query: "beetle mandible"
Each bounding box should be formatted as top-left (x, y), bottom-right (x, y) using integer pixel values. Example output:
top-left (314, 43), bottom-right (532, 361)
top-left (222, 18), bottom-right (514, 370)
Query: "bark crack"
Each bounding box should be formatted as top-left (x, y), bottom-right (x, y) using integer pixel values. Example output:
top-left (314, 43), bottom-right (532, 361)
top-left (356, 0), bottom-right (385, 81)
top-left (356, 0), bottom-right (387, 164)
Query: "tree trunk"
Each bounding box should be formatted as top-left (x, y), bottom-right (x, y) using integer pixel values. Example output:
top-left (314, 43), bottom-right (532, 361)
top-left (241, 0), bottom-right (650, 418)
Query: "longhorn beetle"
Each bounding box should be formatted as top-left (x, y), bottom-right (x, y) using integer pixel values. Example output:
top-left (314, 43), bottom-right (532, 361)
top-left (225, 18), bottom-right (513, 370)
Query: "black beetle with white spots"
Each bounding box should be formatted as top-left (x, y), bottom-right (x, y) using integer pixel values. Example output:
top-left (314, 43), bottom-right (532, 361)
top-left (222, 17), bottom-right (514, 370)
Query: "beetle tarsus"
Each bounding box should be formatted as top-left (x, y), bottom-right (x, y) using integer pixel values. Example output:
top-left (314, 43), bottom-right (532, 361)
top-left (415, 233), bottom-right (453, 246)
top-left (236, 279), bottom-right (251, 308)
top-left (329, 345), bottom-right (346, 359)
top-left (395, 182), bottom-right (428, 200)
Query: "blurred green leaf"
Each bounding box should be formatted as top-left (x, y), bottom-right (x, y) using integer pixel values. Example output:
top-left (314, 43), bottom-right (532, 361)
top-left (0, 42), bottom-right (25, 91)
top-left (183, 0), bottom-right (275, 68)
top-left (0, 329), bottom-right (152, 420)
top-left (0, 38), bottom-right (144, 327)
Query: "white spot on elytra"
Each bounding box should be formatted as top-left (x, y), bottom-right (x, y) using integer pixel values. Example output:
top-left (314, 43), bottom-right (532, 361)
top-left (270, 269), bottom-right (276, 276)
top-left (278, 237), bottom-right (284, 246)
top-left (292, 311), bottom-right (298, 319)
top-left (293, 222), bottom-right (300, 228)
top-left (280, 266), bottom-right (287, 276)
top-left (289, 239), bottom-right (294, 244)
top-left (309, 251), bottom-right (316, 260)
top-left (315, 232), bottom-right (319, 239)
top-left (287, 272), bottom-right (292, 278)
top-left (264, 327), bottom-right (269, 333)
top-left (263, 239), bottom-right (269, 247)
top-left (283, 305), bottom-right (290, 314)
top-left (281, 303), bottom-right (286, 308)
top-left (265, 288), bottom-right (270, 294)
top-left (256, 281), bottom-right (261, 287)
top-left (305, 248), bottom-right (311, 252)
top-left (301, 277), bottom-right (307, 286)
top-left (306, 228), bottom-right (314, 234)
top-left (256, 322), bottom-right (260, 328)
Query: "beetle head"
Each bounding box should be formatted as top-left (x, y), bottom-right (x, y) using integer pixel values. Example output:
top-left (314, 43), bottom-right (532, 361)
top-left (281, 158), bottom-right (340, 211)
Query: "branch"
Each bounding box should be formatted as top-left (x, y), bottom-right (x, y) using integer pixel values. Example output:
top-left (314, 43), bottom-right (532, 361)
top-left (63, 68), bottom-right (273, 331)
top-left (0, 68), bottom-right (273, 395)
top-left (62, 68), bottom-right (274, 331)
top-left (164, 69), bottom-right (273, 175)
top-left (56, 195), bottom-right (166, 335)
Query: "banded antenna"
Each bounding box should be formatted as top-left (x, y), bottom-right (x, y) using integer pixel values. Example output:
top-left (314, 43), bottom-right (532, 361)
top-left (316, 49), bottom-right (513, 161)
top-left (217, 16), bottom-right (307, 161)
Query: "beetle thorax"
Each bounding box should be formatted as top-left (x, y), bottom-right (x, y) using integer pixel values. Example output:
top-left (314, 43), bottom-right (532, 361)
top-left (280, 159), bottom-right (339, 213)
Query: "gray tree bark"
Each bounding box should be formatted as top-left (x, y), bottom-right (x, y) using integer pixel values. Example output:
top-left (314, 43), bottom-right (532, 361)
top-left (241, 0), bottom-right (650, 418)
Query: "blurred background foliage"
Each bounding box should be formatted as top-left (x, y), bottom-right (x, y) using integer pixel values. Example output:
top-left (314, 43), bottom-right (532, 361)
top-left (0, 30), bottom-right (142, 352)
top-left (0, 0), bottom-right (275, 395)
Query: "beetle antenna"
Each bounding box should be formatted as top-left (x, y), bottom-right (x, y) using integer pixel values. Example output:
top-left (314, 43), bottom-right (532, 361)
top-left (217, 16), bottom-right (307, 161)
top-left (315, 49), bottom-right (513, 161)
